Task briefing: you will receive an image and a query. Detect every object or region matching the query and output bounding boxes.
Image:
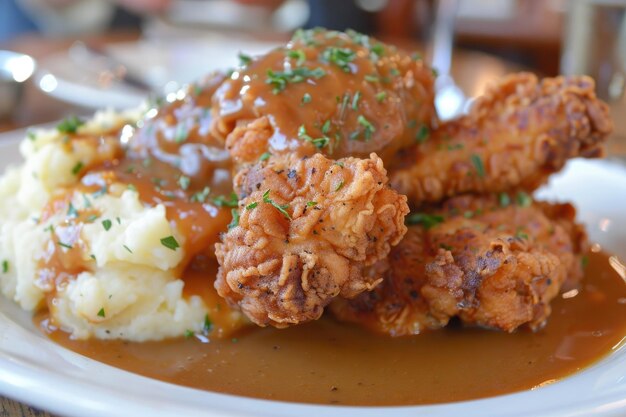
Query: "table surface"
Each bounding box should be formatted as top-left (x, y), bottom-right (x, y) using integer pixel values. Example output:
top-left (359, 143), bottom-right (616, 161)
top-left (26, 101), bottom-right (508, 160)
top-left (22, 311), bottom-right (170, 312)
top-left (0, 29), bottom-right (562, 417)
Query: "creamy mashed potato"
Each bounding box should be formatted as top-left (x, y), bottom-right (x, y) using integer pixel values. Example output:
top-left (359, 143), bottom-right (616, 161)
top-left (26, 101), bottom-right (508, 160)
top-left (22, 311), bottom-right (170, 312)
top-left (0, 110), bottom-right (217, 341)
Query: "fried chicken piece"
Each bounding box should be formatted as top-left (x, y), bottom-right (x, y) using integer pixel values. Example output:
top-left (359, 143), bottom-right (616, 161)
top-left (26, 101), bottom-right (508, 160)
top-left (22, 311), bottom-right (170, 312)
top-left (390, 73), bottom-right (612, 204)
top-left (330, 194), bottom-right (588, 336)
top-left (211, 28), bottom-right (436, 166)
top-left (215, 153), bottom-right (409, 327)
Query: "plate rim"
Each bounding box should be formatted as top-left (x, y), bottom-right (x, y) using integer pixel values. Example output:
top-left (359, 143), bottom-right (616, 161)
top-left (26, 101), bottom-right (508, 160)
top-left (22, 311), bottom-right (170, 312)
top-left (1, 131), bottom-right (626, 417)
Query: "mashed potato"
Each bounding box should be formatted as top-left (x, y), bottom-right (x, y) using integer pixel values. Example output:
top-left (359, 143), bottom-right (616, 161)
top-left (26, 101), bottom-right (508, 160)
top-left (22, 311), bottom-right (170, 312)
top-left (0, 109), bottom-right (216, 341)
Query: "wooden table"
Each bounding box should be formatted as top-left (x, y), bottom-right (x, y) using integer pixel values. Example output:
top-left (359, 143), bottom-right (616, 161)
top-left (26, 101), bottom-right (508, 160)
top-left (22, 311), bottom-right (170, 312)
top-left (0, 30), bottom-right (523, 417)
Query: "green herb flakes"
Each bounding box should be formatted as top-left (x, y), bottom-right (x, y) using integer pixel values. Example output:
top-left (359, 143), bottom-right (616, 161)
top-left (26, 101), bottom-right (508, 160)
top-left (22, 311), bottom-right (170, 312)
top-left (71, 161), bottom-right (84, 176)
top-left (406, 213), bottom-right (444, 229)
top-left (57, 116), bottom-right (84, 134)
top-left (102, 219), bottom-right (112, 231)
top-left (471, 154), bottom-right (485, 178)
top-left (160, 236), bottom-right (180, 251)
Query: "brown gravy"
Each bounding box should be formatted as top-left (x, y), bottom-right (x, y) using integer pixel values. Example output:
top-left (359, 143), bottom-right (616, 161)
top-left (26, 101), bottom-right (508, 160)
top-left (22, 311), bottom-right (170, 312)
top-left (42, 250), bottom-right (626, 406)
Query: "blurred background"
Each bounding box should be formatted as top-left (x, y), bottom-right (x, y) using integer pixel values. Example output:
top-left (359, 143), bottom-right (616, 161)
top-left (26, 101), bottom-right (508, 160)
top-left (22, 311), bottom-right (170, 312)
top-left (0, 0), bottom-right (624, 151)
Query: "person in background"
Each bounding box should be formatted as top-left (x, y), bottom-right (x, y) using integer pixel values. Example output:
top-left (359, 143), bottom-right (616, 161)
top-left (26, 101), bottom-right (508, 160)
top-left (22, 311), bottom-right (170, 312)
top-left (0, 0), bottom-right (170, 41)
top-left (1, 0), bottom-right (423, 42)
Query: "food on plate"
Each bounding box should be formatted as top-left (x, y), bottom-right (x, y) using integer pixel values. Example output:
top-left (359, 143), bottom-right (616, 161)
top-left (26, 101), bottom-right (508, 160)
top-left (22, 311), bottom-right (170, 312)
top-left (330, 194), bottom-right (587, 336)
top-left (211, 28), bottom-right (437, 166)
top-left (0, 28), bottom-right (615, 351)
top-left (0, 84), bottom-right (246, 341)
top-left (390, 73), bottom-right (613, 204)
top-left (215, 152), bottom-right (408, 326)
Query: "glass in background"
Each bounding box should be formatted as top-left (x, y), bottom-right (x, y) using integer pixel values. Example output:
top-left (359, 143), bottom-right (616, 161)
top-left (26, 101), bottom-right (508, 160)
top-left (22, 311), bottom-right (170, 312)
top-left (562, 0), bottom-right (626, 158)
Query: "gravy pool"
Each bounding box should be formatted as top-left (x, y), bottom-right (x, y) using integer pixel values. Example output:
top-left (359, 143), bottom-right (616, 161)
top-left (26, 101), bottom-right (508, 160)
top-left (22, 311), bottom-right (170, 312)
top-left (42, 250), bottom-right (626, 406)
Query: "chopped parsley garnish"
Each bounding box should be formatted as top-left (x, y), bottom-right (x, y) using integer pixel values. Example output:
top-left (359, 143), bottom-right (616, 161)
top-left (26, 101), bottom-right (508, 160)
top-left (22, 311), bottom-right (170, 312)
top-left (370, 43), bottom-right (385, 59)
top-left (178, 175), bottom-right (191, 190)
top-left (471, 154), bottom-right (485, 178)
top-left (375, 91), bottom-right (387, 102)
top-left (190, 186), bottom-right (211, 203)
top-left (463, 210), bottom-right (474, 219)
top-left (97, 308), bottom-right (105, 318)
top-left (67, 202), bottom-right (78, 218)
top-left (322, 120), bottom-right (331, 135)
top-left (406, 213), bottom-right (444, 229)
top-left (160, 236), bottom-right (180, 251)
top-left (357, 115), bottom-right (376, 140)
top-left (301, 93), bottom-right (312, 104)
top-left (499, 193), bottom-right (511, 207)
top-left (27, 130), bottom-right (37, 141)
top-left (57, 241), bottom-right (73, 250)
top-left (581, 255), bottom-right (589, 269)
top-left (246, 202), bottom-right (258, 210)
top-left (212, 192), bottom-right (238, 208)
top-left (352, 91), bottom-right (361, 110)
top-left (56, 116), bottom-right (84, 134)
top-left (2, 260), bottom-right (8, 273)
top-left (238, 52), bottom-right (252, 66)
top-left (515, 230), bottom-right (529, 240)
top-left (297, 124), bottom-right (329, 149)
top-left (321, 47), bottom-right (356, 72)
top-left (71, 161), bottom-right (84, 176)
top-left (416, 124), bottom-right (429, 143)
top-left (407, 119), bottom-right (417, 129)
top-left (334, 181), bottom-right (344, 192)
top-left (262, 190), bottom-right (291, 219)
top-left (339, 93), bottom-right (350, 119)
top-left (287, 49), bottom-right (306, 66)
top-left (364, 74), bottom-right (380, 83)
top-left (306, 201), bottom-right (317, 207)
top-left (228, 208), bottom-right (240, 229)
top-left (266, 67), bottom-right (326, 94)
top-left (89, 254), bottom-right (96, 261)
top-left (203, 314), bottom-right (213, 333)
top-left (334, 161), bottom-right (344, 168)
top-left (259, 152), bottom-right (272, 161)
top-left (432, 67), bottom-right (439, 77)
top-left (516, 191), bottom-right (532, 207)
top-left (123, 245), bottom-right (133, 253)
top-left (184, 329), bottom-right (194, 339)
top-left (102, 219), bottom-right (112, 231)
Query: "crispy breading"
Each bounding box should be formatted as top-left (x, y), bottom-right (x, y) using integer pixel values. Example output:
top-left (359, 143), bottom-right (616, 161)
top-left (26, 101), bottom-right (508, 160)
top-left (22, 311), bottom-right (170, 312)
top-left (390, 73), bottom-right (612, 205)
top-left (215, 153), bottom-right (409, 327)
top-left (330, 194), bottom-right (588, 336)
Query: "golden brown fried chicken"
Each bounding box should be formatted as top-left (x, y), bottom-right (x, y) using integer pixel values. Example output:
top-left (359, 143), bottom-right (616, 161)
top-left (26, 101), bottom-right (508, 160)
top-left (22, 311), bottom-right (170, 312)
top-left (211, 28), bottom-right (436, 166)
top-left (330, 193), bottom-right (587, 336)
top-left (215, 153), bottom-right (409, 327)
top-left (390, 73), bottom-right (613, 204)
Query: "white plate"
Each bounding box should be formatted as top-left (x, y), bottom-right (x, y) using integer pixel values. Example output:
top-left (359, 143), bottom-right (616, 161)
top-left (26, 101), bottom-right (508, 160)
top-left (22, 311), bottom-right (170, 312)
top-left (1, 128), bottom-right (626, 417)
top-left (35, 37), bottom-right (280, 109)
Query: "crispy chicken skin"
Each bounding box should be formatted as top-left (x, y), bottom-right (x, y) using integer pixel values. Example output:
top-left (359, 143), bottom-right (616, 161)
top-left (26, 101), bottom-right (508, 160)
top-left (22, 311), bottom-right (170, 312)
top-left (215, 153), bottom-right (409, 327)
top-left (390, 73), bottom-right (613, 204)
top-left (330, 194), bottom-right (587, 336)
top-left (211, 29), bottom-right (436, 166)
